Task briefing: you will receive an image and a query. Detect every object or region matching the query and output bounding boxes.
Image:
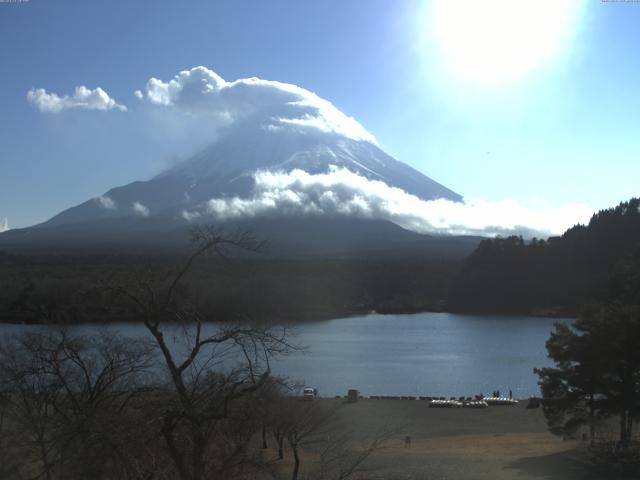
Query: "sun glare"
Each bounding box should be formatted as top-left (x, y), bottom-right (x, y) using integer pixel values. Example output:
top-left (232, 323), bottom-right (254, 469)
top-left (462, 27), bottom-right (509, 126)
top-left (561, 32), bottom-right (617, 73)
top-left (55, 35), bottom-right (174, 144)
top-left (429, 0), bottom-right (582, 84)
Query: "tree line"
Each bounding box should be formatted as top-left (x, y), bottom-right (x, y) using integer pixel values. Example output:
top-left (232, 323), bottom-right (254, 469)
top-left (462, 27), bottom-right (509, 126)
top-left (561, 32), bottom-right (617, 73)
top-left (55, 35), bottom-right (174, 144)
top-left (0, 253), bottom-right (459, 325)
top-left (448, 198), bottom-right (640, 315)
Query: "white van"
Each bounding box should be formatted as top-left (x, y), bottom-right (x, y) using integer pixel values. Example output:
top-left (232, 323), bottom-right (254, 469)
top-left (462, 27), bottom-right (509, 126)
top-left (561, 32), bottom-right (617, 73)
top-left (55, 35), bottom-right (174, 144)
top-left (303, 387), bottom-right (316, 400)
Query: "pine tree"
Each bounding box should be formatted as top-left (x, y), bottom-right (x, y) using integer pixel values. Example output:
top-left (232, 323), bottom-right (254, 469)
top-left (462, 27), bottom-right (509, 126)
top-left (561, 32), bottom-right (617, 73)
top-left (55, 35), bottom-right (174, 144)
top-left (536, 246), bottom-right (640, 447)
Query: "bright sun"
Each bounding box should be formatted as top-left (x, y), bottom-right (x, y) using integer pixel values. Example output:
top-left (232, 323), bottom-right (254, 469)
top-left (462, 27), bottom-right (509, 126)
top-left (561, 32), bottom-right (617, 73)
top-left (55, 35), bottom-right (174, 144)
top-left (429, 0), bottom-right (582, 84)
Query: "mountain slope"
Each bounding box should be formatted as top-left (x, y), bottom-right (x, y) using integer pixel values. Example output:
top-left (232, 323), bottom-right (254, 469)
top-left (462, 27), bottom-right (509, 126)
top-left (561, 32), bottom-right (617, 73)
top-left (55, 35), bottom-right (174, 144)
top-left (41, 125), bottom-right (460, 229)
top-left (1, 111), bottom-right (466, 257)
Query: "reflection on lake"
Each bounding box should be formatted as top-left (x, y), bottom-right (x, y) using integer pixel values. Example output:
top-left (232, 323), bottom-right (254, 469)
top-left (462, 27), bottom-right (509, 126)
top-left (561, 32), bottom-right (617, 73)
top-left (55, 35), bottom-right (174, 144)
top-left (0, 312), bottom-right (570, 398)
top-left (273, 313), bottom-right (570, 399)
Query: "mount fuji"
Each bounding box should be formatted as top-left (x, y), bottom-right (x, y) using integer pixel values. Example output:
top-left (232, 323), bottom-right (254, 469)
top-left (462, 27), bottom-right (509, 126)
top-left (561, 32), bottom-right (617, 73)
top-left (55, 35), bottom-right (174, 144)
top-left (1, 68), bottom-right (480, 258)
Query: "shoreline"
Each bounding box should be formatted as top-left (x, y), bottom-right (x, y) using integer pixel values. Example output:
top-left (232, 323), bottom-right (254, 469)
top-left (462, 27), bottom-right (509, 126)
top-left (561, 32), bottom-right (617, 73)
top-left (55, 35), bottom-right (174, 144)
top-left (0, 308), bottom-right (576, 326)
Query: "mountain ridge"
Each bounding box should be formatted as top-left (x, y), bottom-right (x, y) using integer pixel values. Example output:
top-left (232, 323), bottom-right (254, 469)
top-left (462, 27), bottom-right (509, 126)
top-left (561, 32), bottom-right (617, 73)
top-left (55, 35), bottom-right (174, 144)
top-left (1, 114), bottom-right (467, 257)
top-left (41, 125), bottom-right (461, 229)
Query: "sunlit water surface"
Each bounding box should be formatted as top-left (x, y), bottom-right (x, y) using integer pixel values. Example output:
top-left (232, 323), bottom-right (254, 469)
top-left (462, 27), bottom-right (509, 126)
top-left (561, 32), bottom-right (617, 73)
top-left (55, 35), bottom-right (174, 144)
top-left (0, 313), bottom-right (570, 399)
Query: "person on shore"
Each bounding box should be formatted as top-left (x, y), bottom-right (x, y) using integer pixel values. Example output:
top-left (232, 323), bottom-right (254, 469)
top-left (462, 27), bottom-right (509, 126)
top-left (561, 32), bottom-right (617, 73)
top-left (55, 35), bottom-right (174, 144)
top-left (509, 390), bottom-right (512, 399)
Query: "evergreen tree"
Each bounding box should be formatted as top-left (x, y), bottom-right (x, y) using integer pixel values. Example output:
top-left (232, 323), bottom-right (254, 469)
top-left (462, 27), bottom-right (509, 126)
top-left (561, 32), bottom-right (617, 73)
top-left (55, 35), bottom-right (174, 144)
top-left (536, 246), bottom-right (640, 447)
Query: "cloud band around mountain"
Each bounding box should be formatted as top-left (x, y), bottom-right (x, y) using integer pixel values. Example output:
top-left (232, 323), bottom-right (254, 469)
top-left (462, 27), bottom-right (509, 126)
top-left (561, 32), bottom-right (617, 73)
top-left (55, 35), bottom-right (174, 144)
top-left (182, 167), bottom-right (593, 238)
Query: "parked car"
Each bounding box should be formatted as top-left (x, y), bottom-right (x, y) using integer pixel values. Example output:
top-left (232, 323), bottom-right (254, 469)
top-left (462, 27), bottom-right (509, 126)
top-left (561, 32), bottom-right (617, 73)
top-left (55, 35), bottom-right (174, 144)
top-left (303, 387), bottom-right (317, 400)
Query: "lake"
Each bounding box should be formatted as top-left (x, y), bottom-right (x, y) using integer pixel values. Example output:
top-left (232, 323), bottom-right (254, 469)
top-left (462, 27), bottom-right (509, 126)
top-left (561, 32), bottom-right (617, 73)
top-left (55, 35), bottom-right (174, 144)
top-left (0, 312), bottom-right (570, 399)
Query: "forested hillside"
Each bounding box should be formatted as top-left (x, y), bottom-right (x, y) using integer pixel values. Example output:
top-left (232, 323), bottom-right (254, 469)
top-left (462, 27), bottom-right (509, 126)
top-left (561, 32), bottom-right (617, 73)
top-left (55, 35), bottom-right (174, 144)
top-left (448, 198), bottom-right (640, 315)
top-left (0, 254), bottom-right (459, 324)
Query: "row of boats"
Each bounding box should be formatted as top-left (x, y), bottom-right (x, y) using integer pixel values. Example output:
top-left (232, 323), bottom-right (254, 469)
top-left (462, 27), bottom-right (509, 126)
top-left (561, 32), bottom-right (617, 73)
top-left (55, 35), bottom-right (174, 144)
top-left (362, 395), bottom-right (519, 406)
top-left (429, 397), bottom-right (518, 408)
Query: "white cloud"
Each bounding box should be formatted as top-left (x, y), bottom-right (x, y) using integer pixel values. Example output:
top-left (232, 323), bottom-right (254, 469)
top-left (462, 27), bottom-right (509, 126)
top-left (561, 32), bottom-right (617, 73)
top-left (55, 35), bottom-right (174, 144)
top-left (183, 167), bottom-right (593, 238)
top-left (132, 201), bottom-right (150, 217)
top-left (0, 218), bottom-right (9, 233)
top-left (181, 210), bottom-right (201, 221)
top-left (96, 195), bottom-right (116, 210)
top-left (137, 66), bottom-right (376, 144)
top-left (27, 86), bottom-right (127, 113)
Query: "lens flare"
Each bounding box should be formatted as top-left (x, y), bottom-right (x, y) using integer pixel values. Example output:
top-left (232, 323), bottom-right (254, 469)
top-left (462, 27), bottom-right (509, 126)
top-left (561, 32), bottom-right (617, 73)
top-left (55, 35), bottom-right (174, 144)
top-left (429, 0), bottom-right (582, 84)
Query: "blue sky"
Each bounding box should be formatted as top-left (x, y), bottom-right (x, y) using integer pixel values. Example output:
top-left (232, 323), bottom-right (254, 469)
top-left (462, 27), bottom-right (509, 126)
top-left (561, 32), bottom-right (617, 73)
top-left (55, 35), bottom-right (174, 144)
top-left (1, 0), bottom-right (639, 229)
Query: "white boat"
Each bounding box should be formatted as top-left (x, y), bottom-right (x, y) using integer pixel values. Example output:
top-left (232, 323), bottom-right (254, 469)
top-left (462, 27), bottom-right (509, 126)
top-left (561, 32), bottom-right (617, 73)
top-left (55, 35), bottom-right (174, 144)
top-left (483, 397), bottom-right (517, 406)
top-left (462, 400), bottom-right (489, 408)
top-left (428, 399), bottom-right (462, 408)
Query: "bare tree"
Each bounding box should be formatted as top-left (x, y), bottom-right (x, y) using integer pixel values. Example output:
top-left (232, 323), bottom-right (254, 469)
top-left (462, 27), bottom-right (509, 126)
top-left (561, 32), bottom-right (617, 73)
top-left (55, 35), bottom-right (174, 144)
top-left (312, 424), bottom-right (399, 480)
top-left (0, 329), bottom-right (154, 480)
top-left (266, 394), bottom-right (399, 480)
top-left (0, 331), bottom-right (67, 480)
top-left (0, 226), bottom-right (297, 480)
top-left (107, 226), bottom-right (296, 480)
top-left (0, 391), bottom-right (20, 479)
top-left (284, 400), bottom-right (337, 480)
top-left (268, 401), bottom-right (289, 461)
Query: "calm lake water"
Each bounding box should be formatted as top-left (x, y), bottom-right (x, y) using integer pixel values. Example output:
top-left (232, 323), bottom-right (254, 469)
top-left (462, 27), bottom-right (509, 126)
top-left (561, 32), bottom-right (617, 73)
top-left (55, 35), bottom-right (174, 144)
top-left (0, 312), bottom-right (570, 399)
